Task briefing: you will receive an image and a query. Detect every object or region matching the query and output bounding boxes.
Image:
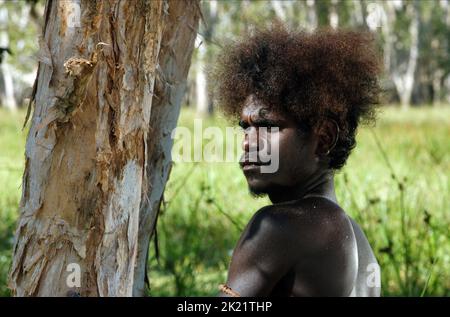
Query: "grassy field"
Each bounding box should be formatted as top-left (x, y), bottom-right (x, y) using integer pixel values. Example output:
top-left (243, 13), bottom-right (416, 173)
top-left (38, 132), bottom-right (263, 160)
top-left (0, 106), bottom-right (449, 296)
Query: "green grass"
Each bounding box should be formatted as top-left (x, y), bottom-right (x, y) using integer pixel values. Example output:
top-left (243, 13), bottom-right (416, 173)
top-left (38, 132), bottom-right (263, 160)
top-left (0, 105), bottom-right (449, 296)
top-left (0, 109), bottom-right (27, 297)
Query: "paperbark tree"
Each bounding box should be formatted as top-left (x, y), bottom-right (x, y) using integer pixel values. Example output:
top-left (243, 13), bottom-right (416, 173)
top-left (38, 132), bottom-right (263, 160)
top-left (9, 0), bottom-right (200, 297)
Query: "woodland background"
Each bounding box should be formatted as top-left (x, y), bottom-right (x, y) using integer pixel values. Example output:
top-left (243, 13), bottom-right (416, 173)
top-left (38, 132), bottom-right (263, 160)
top-left (0, 0), bottom-right (449, 296)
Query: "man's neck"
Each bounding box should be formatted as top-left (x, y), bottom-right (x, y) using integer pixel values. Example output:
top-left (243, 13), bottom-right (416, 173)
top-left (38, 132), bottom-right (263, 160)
top-left (268, 169), bottom-right (337, 204)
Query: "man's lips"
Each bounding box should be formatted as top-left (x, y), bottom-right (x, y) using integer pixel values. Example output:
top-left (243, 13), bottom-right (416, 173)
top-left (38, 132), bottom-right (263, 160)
top-left (241, 163), bottom-right (261, 171)
top-left (239, 154), bottom-right (271, 169)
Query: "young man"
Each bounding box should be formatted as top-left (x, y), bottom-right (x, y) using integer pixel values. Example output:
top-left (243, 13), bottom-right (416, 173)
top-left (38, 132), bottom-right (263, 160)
top-left (211, 25), bottom-right (382, 297)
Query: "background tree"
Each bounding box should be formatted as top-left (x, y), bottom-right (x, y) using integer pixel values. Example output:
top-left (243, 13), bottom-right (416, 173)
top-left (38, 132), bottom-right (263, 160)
top-left (0, 0), bottom-right (17, 111)
top-left (382, 0), bottom-right (420, 109)
top-left (194, 0), bottom-right (217, 116)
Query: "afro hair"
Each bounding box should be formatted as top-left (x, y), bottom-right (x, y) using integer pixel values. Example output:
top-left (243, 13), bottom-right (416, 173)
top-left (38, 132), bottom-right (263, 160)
top-left (210, 23), bottom-right (382, 169)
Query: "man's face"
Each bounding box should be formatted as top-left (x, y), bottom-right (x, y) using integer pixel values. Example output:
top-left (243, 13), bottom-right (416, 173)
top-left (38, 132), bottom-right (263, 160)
top-left (239, 95), bottom-right (319, 196)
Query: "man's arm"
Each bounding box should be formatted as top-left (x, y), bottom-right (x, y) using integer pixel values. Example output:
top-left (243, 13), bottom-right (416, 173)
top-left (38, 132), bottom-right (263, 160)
top-left (219, 207), bottom-right (296, 297)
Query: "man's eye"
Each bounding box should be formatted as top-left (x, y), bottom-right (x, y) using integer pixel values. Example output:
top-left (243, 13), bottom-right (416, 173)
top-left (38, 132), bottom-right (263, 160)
top-left (238, 120), bottom-right (249, 130)
top-left (261, 124), bottom-right (278, 130)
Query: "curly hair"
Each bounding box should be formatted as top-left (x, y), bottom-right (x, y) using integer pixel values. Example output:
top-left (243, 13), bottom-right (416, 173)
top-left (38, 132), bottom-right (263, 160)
top-left (209, 23), bottom-right (382, 170)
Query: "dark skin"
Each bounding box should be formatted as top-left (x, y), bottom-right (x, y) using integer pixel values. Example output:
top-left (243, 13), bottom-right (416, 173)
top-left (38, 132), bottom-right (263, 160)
top-left (220, 95), bottom-right (380, 297)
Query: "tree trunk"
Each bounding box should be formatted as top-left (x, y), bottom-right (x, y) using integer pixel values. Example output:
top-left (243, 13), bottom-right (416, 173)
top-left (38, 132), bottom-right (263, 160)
top-left (195, 35), bottom-right (208, 115)
top-left (0, 1), bottom-right (17, 111)
top-left (9, 0), bottom-right (200, 297)
top-left (432, 70), bottom-right (444, 106)
top-left (351, 0), bottom-right (365, 28)
top-left (195, 0), bottom-right (217, 116)
top-left (396, 1), bottom-right (419, 109)
top-left (382, 0), bottom-right (419, 109)
top-left (0, 62), bottom-right (17, 110)
top-left (439, 0), bottom-right (450, 105)
top-left (329, 0), bottom-right (339, 29)
top-left (306, 0), bottom-right (318, 32)
top-left (271, 0), bottom-right (287, 21)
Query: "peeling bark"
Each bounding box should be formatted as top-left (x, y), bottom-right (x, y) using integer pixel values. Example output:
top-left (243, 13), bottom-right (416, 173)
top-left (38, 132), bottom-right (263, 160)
top-left (9, 0), bottom-right (200, 297)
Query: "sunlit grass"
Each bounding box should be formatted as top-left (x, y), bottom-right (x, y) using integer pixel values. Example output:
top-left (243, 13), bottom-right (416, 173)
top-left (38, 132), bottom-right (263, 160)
top-left (0, 108), bottom-right (27, 296)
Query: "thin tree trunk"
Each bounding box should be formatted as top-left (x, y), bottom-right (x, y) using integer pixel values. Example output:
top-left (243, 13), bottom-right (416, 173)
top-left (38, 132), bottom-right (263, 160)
top-left (0, 62), bottom-right (17, 110)
top-left (395, 1), bottom-right (419, 109)
top-left (432, 70), bottom-right (444, 106)
top-left (382, 0), bottom-right (419, 109)
top-left (351, 0), bottom-right (365, 28)
top-left (271, 0), bottom-right (286, 21)
top-left (9, 0), bottom-right (200, 297)
top-left (0, 1), bottom-right (17, 111)
top-left (195, 0), bottom-right (217, 116)
top-left (439, 0), bottom-right (450, 105)
top-left (133, 1), bottom-right (201, 296)
top-left (195, 36), bottom-right (208, 115)
top-left (306, 0), bottom-right (318, 32)
top-left (329, 0), bottom-right (339, 29)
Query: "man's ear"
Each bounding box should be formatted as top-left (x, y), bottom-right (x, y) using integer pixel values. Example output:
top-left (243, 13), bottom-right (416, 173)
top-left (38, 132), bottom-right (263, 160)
top-left (313, 119), bottom-right (339, 157)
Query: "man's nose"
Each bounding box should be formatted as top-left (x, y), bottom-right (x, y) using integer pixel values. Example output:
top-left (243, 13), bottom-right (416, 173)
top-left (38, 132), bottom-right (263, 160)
top-left (242, 127), bottom-right (259, 152)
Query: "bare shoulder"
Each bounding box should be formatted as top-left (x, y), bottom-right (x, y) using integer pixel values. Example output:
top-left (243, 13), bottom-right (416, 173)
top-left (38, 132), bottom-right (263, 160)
top-left (286, 197), bottom-right (359, 295)
top-left (229, 203), bottom-right (307, 277)
top-left (243, 198), bottom-right (355, 250)
top-left (244, 198), bottom-right (359, 296)
top-left (234, 198), bottom-right (357, 267)
top-left (228, 198), bottom-right (359, 296)
top-left (225, 204), bottom-right (301, 295)
top-left (233, 204), bottom-right (298, 259)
